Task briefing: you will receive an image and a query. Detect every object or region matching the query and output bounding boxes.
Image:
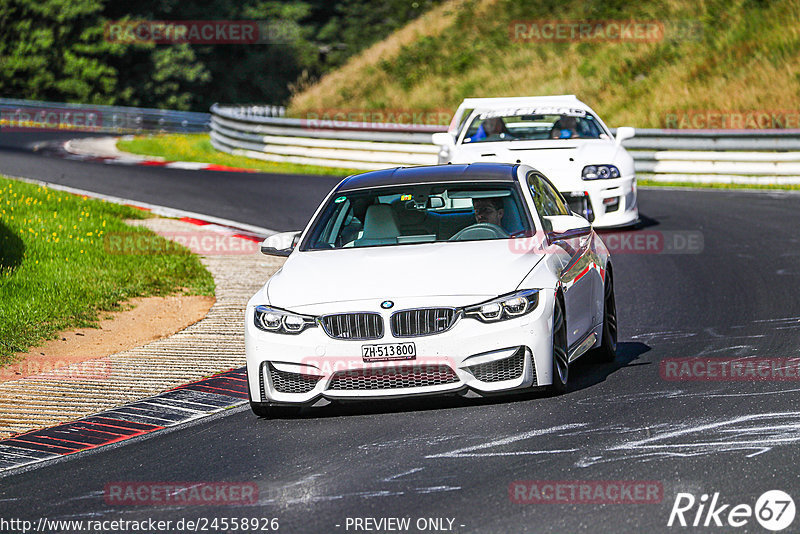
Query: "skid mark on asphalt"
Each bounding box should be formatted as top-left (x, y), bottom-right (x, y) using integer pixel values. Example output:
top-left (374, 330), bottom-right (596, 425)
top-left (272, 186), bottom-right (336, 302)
top-left (579, 387), bottom-right (800, 404)
top-left (576, 411), bottom-right (800, 466)
top-left (630, 315), bottom-right (800, 346)
top-left (382, 467), bottom-right (424, 482)
top-left (424, 423), bottom-right (585, 459)
top-left (398, 412), bottom-right (800, 468)
top-left (357, 435), bottom-right (462, 451)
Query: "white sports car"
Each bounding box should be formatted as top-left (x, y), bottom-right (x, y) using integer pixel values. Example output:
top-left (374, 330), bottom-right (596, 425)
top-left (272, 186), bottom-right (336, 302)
top-left (432, 95), bottom-right (638, 229)
top-left (245, 163), bottom-right (617, 417)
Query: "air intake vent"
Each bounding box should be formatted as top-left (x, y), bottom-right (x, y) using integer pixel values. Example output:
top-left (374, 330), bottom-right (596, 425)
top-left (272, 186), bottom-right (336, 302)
top-left (328, 365), bottom-right (458, 390)
top-left (467, 348), bottom-right (527, 383)
top-left (268, 364), bottom-right (321, 394)
top-left (321, 312), bottom-right (383, 340)
top-left (391, 308), bottom-right (458, 337)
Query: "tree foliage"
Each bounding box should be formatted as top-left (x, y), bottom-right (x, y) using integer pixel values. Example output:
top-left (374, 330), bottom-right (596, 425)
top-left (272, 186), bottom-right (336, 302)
top-left (0, 0), bottom-right (444, 110)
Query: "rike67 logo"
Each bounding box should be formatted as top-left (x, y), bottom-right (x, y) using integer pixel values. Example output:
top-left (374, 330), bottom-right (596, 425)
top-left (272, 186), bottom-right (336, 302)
top-left (668, 490), bottom-right (795, 531)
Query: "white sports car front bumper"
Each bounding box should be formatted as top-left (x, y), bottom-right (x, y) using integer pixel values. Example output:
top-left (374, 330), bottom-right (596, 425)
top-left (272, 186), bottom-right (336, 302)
top-left (562, 175), bottom-right (638, 229)
top-left (245, 292), bottom-right (556, 406)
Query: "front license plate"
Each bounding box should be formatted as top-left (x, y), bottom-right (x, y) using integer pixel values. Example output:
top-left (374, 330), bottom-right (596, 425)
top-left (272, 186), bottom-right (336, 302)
top-left (361, 342), bottom-right (416, 362)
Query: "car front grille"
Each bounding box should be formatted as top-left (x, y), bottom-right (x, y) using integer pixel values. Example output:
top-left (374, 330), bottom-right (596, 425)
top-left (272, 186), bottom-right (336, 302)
top-left (320, 312), bottom-right (383, 340)
top-left (466, 348), bottom-right (527, 383)
top-left (327, 365), bottom-right (459, 390)
top-left (390, 308), bottom-right (458, 337)
top-left (267, 363), bottom-right (321, 394)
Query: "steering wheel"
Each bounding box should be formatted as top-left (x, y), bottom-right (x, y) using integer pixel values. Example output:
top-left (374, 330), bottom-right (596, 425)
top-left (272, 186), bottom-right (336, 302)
top-left (449, 223), bottom-right (510, 241)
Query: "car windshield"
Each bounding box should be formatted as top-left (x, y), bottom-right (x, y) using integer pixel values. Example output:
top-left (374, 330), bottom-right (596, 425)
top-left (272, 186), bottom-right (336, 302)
top-left (301, 182), bottom-right (533, 250)
top-left (462, 108), bottom-right (607, 143)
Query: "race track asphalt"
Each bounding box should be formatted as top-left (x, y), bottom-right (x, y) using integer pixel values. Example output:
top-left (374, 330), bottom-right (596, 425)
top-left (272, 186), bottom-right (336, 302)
top-left (2, 133), bottom-right (800, 533)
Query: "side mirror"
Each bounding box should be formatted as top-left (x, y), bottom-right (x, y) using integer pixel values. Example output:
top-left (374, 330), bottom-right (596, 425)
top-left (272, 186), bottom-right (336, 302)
top-left (431, 132), bottom-right (455, 146)
top-left (261, 231), bottom-right (301, 257)
top-left (543, 214), bottom-right (591, 242)
top-left (614, 126), bottom-right (635, 145)
top-left (432, 132), bottom-right (456, 164)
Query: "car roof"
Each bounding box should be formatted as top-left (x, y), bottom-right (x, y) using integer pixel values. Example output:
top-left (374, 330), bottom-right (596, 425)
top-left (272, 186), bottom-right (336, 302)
top-left (337, 163), bottom-right (519, 192)
top-left (458, 94), bottom-right (586, 110)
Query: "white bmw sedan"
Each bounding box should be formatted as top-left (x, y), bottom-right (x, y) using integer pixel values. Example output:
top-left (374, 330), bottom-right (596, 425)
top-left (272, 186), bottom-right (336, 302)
top-left (433, 95), bottom-right (639, 229)
top-left (245, 163), bottom-right (617, 417)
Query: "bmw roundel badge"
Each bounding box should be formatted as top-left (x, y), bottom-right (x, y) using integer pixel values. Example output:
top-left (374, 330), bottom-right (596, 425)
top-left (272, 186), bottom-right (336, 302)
top-left (380, 300), bottom-right (394, 309)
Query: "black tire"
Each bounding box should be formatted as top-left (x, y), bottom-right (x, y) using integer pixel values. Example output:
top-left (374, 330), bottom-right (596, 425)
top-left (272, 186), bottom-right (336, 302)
top-left (593, 270), bottom-right (618, 363)
top-left (546, 297), bottom-right (569, 395)
top-left (250, 402), bottom-right (301, 418)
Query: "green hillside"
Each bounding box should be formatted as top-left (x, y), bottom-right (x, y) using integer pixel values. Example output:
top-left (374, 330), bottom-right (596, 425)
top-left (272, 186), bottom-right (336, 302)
top-left (289, 0), bottom-right (800, 128)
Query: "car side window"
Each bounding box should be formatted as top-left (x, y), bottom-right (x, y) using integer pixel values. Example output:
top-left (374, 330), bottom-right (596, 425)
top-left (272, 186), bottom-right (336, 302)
top-left (527, 172), bottom-right (570, 217)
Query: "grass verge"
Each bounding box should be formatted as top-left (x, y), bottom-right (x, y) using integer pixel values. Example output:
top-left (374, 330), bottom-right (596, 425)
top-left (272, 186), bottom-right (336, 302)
top-left (117, 134), bottom-right (361, 176)
top-left (639, 178), bottom-right (800, 191)
top-left (0, 176), bottom-right (215, 364)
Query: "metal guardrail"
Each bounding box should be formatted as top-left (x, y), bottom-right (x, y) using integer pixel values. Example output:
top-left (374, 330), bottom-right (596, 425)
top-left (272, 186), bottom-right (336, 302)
top-left (210, 103), bottom-right (442, 170)
top-left (0, 98), bottom-right (210, 133)
top-left (626, 131), bottom-right (800, 184)
top-left (208, 103), bottom-right (800, 183)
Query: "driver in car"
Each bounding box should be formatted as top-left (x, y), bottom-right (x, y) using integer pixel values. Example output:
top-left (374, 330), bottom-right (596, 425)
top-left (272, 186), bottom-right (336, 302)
top-left (468, 117), bottom-right (512, 142)
top-left (472, 198), bottom-right (505, 227)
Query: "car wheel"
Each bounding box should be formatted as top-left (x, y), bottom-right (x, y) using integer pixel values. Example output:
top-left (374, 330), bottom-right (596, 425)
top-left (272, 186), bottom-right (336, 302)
top-left (593, 270), bottom-right (618, 363)
top-left (547, 298), bottom-right (569, 395)
top-left (250, 402), bottom-right (301, 418)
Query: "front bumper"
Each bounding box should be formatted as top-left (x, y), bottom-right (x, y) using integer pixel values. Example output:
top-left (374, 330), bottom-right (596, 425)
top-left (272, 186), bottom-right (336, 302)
top-left (245, 293), bottom-right (555, 405)
top-left (563, 176), bottom-right (638, 229)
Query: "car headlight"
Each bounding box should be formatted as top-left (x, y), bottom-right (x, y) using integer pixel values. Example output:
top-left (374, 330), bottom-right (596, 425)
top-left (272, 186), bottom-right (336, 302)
top-left (582, 164), bottom-right (620, 180)
top-left (463, 289), bottom-right (540, 323)
top-left (254, 305), bottom-right (317, 334)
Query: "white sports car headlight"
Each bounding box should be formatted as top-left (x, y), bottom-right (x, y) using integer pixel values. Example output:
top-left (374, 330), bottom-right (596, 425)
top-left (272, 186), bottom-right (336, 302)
top-left (463, 289), bottom-right (540, 323)
top-left (582, 164), bottom-right (620, 180)
top-left (254, 305), bottom-right (316, 334)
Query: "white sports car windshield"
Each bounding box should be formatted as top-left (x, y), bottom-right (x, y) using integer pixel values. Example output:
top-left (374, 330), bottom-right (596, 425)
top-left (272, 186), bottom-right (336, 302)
top-left (462, 110), bottom-right (607, 143)
top-left (301, 182), bottom-right (533, 250)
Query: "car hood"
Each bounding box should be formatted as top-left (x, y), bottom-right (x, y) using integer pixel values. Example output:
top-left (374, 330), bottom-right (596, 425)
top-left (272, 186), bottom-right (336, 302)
top-left (451, 139), bottom-right (627, 181)
top-left (266, 240), bottom-right (542, 308)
